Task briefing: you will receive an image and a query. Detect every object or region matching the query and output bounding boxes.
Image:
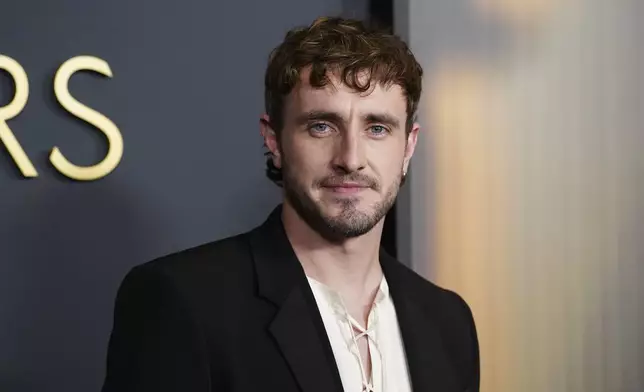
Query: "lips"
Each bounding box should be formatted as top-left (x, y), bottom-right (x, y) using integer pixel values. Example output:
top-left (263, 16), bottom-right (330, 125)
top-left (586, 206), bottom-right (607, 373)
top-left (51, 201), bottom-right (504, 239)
top-left (319, 176), bottom-right (377, 191)
top-left (326, 182), bottom-right (366, 188)
top-left (322, 183), bottom-right (369, 193)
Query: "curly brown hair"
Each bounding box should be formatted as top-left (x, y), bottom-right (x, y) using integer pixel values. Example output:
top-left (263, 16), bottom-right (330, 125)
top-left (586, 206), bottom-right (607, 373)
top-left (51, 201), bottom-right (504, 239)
top-left (263, 16), bottom-right (423, 186)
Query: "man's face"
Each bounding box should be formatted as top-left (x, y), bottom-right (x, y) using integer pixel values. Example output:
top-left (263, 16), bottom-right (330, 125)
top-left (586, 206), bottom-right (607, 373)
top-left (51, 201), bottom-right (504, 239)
top-left (263, 69), bottom-right (419, 242)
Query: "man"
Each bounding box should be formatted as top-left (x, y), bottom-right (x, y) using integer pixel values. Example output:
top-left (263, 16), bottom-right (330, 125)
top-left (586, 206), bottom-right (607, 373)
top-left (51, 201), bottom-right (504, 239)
top-left (101, 17), bottom-right (479, 392)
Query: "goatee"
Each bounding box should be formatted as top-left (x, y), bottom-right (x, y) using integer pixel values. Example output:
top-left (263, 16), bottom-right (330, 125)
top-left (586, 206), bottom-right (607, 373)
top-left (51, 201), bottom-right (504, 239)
top-left (281, 164), bottom-right (403, 243)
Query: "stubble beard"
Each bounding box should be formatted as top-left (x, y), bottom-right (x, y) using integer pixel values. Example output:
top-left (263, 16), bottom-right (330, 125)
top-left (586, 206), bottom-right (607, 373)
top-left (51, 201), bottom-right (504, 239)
top-left (281, 161), bottom-right (403, 243)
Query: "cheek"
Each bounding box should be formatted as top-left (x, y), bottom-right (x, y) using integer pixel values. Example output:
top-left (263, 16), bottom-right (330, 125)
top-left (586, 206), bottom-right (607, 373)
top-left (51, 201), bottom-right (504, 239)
top-left (368, 142), bottom-right (406, 179)
top-left (290, 136), bottom-right (331, 166)
top-left (381, 165), bottom-right (404, 187)
top-left (283, 138), bottom-right (329, 179)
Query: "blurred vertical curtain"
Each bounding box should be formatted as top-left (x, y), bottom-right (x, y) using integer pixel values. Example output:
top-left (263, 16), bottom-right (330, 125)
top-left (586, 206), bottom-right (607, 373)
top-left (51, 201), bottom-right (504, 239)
top-left (401, 0), bottom-right (644, 390)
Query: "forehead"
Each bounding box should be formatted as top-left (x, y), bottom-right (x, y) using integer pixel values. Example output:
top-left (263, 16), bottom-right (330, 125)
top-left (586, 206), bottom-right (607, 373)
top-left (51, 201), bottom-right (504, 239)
top-left (285, 68), bottom-right (407, 120)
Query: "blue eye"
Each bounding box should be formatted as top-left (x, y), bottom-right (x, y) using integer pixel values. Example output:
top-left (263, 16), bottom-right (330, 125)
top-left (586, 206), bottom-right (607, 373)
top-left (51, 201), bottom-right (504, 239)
top-left (309, 123), bottom-right (330, 134)
top-left (370, 125), bottom-right (388, 136)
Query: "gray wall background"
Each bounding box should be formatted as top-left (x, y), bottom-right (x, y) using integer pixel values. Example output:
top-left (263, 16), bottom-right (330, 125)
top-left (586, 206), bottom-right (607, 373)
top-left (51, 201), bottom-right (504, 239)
top-left (0, 1), bottom-right (347, 391)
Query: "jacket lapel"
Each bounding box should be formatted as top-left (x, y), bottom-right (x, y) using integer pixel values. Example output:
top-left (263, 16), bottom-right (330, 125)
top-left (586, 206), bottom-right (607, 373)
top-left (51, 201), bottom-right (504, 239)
top-left (380, 250), bottom-right (461, 392)
top-left (248, 206), bottom-right (461, 391)
top-left (248, 206), bottom-right (343, 392)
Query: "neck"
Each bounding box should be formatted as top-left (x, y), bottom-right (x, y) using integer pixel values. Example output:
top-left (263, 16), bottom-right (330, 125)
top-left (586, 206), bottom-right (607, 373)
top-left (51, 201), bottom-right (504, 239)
top-left (281, 201), bottom-right (384, 301)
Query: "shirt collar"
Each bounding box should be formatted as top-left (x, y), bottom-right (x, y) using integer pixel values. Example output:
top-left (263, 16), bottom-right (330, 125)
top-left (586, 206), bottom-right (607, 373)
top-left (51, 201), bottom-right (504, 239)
top-left (307, 275), bottom-right (390, 314)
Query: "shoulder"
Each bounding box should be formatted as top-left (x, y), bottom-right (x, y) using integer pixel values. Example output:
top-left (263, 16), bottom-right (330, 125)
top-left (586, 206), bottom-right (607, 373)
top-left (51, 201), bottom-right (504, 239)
top-left (118, 230), bottom-right (255, 306)
top-left (138, 231), bottom-right (251, 277)
top-left (402, 264), bottom-right (475, 329)
top-left (388, 259), bottom-right (474, 324)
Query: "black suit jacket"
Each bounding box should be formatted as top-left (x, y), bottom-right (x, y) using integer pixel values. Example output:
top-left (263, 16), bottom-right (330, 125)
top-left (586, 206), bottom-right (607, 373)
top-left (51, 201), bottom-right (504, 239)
top-left (101, 206), bottom-right (480, 392)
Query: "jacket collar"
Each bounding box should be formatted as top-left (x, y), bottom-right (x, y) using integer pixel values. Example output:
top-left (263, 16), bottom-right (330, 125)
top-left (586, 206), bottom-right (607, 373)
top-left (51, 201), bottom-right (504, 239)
top-left (248, 205), bottom-right (344, 392)
top-left (380, 249), bottom-right (461, 391)
top-left (248, 205), bottom-right (460, 392)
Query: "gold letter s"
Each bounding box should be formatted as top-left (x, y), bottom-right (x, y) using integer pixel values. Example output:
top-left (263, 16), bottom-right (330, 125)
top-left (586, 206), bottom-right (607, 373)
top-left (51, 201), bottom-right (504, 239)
top-left (0, 54), bottom-right (38, 177)
top-left (52, 56), bottom-right (123, 181)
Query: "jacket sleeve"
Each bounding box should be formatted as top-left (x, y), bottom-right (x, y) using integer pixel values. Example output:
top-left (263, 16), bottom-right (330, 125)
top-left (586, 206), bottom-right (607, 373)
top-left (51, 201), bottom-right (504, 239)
top-left (455, 292), bottom-right (480, 392)
top-left (101, 265), bottom-right (211, 392)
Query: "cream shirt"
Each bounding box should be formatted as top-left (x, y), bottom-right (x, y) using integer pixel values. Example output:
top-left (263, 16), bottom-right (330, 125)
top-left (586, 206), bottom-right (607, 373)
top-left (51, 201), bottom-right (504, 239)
top-left (307, 276), bottom-right (413, 392)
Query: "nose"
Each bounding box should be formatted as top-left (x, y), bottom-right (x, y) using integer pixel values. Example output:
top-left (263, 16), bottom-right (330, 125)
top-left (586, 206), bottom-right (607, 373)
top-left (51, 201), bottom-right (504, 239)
top-left (331, 130), bottom-right (366, 173)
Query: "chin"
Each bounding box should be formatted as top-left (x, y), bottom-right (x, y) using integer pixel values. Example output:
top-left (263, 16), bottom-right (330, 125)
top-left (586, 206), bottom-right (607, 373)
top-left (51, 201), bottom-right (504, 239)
top-left (326, 201), bottom-right (377, 219)
top-left (319, 196), bottom-right (362, 210)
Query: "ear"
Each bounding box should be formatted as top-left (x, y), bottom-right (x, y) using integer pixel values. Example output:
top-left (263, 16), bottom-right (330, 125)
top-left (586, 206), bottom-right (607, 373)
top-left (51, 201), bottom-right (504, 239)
top-left (402, 122), bottom-right (420, 175)
top-left (260, 114), bottom-right (282, 169)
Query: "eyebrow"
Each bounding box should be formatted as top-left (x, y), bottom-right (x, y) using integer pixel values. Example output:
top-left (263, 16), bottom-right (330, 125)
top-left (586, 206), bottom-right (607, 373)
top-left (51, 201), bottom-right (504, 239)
top-left (295, 111), bottom-right (345, 126)
top-left (363, 113), bottom-right (401, 129)
top-left (295, 110), bottom-right (402, 129)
